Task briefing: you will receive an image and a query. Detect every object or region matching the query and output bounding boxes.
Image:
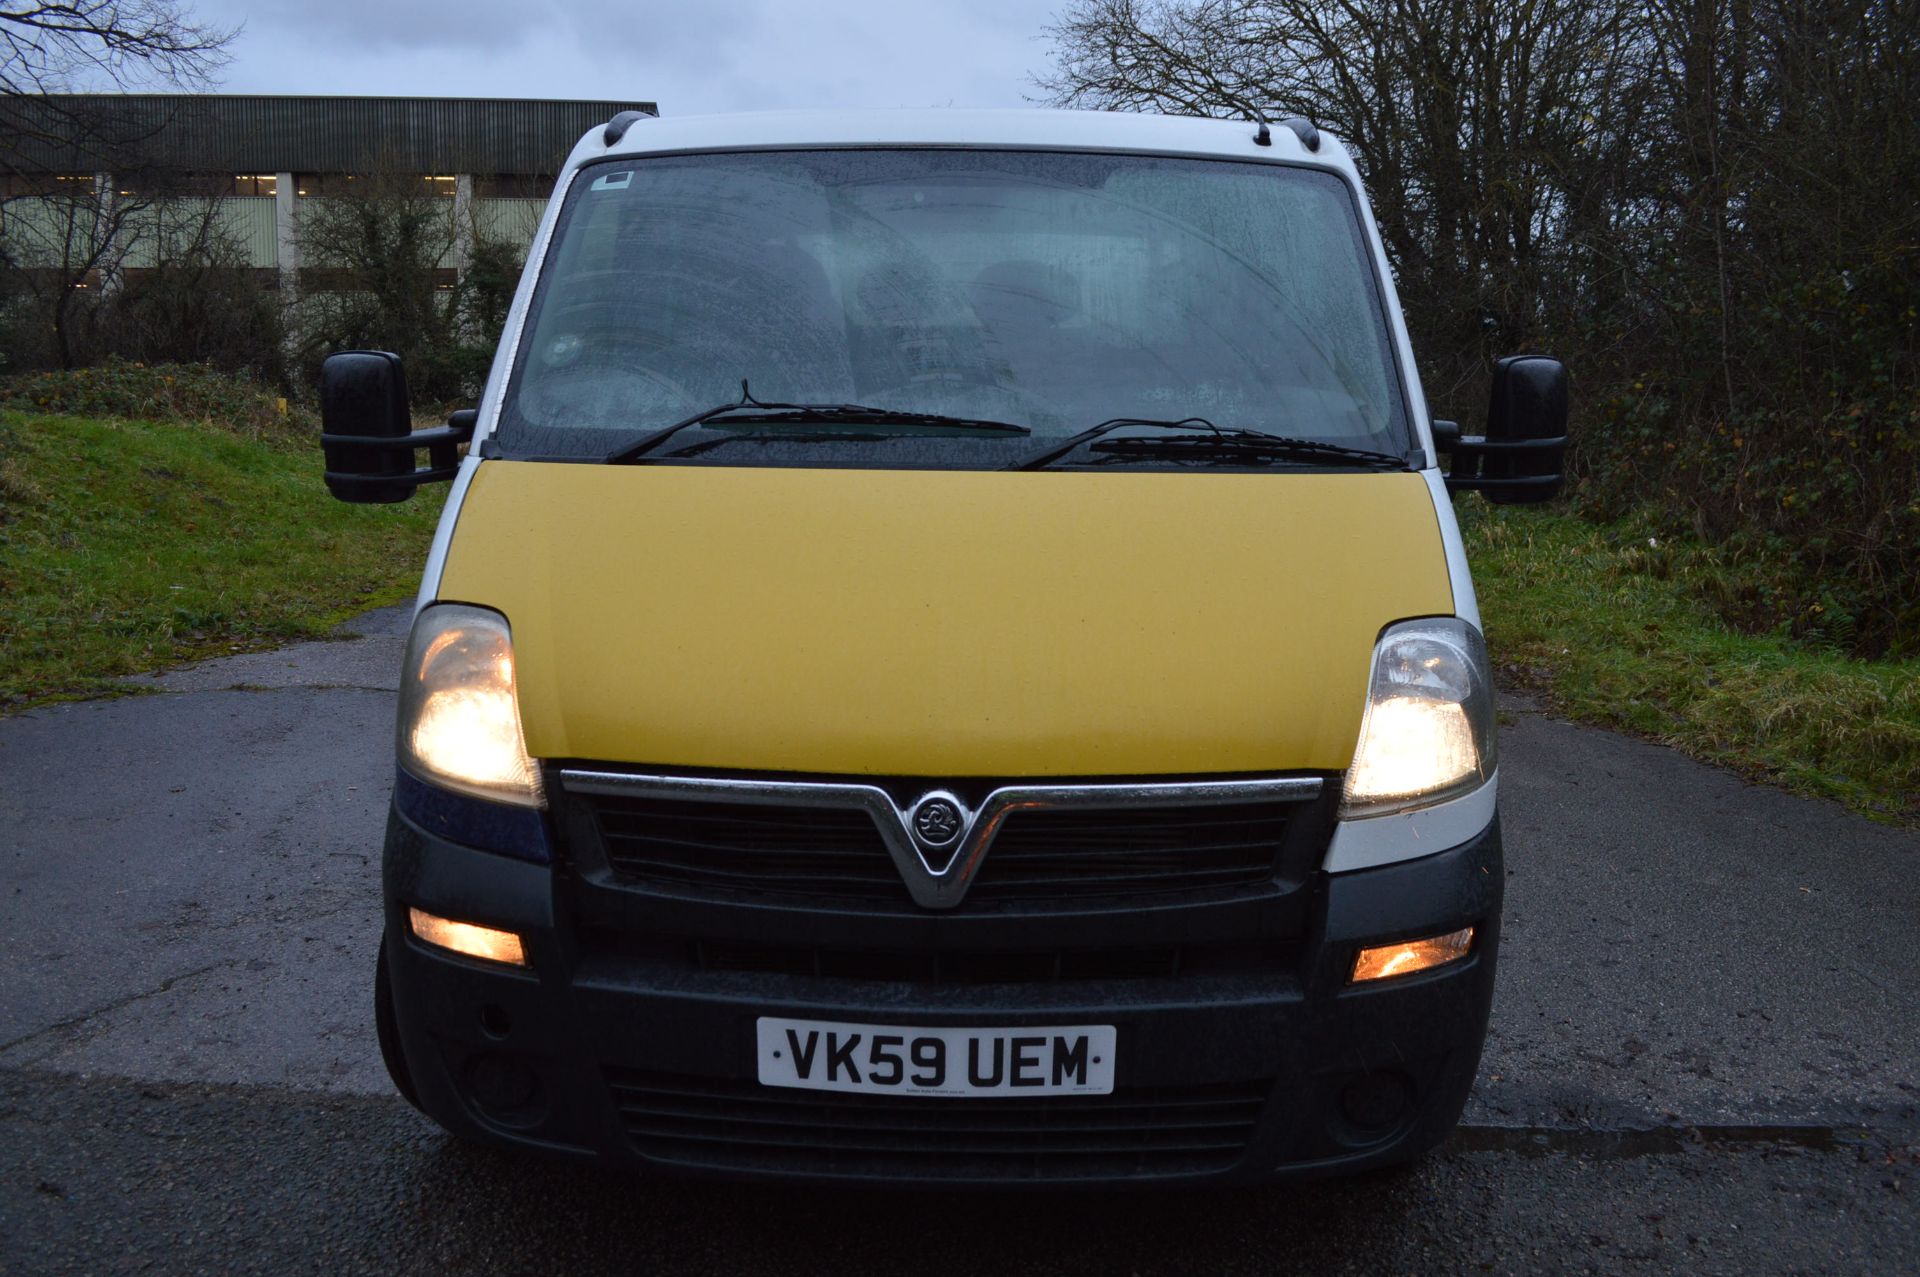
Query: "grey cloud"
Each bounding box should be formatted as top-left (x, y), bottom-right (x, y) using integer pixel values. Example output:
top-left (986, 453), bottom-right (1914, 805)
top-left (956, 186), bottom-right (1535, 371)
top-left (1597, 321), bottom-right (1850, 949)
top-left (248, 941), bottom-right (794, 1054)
top-left (190, 0), bottom-right (1056, 111)
top-left (218, 0), bottom-right (583, 54)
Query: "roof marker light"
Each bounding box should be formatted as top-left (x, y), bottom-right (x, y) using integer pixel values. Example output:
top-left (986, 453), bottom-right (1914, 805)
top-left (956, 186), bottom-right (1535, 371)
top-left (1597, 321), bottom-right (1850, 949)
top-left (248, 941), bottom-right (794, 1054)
top-left (602, 108), bottom-right (659, 146)
top-left (1280, 116), bottom-right (1321, 152)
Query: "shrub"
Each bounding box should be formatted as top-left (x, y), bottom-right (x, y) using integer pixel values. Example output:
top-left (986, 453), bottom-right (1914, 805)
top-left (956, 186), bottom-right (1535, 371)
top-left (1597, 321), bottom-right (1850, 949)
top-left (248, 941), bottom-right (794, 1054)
top-left (0, 359), bottom-right (309, 438)
top-left (291, 178), bottom-right (524, 407)
top-left (101, 263), bottom-right (288, 384)
top-left (1569, 263), bottom-right (1920, 659)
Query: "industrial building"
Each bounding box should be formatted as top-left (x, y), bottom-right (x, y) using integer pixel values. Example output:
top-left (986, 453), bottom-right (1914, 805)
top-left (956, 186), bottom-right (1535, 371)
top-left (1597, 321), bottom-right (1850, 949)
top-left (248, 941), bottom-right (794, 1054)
top-left (0, 94), bottom-right (656, 289)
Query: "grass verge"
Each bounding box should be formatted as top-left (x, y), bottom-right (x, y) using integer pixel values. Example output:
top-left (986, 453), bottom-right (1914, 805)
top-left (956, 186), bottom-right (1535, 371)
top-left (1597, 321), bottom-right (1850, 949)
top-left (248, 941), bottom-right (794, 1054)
top-left (1461, 500), bottom-right (1920, 823)
top-left (0, 410), bottom-right (442, 709)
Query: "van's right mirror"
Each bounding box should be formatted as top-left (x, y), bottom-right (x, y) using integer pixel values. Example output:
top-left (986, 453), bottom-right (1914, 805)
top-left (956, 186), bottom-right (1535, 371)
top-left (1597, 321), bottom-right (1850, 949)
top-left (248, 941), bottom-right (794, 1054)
top-left (320, 351), bottom-right (417, 504)
top-left (1438, 355), bottom-right (1568, 504)
top-left (319, 351), bottom-right (475, 504)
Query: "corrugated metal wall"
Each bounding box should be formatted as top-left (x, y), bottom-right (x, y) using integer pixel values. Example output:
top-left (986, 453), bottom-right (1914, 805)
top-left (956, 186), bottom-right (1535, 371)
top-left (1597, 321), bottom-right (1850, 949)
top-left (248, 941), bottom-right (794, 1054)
top-left (0, 196), bottom-right (280, 268)
top-left (116, 198), bottom-right (279, 268)
top-left (474, 198), bottom-right (546, 246)
top-left (2, 97), bottom-right (638, 272)
top-left (0, 199), bottom-right (84, 267)
top-left (7, 95), bottom-right (655, 175)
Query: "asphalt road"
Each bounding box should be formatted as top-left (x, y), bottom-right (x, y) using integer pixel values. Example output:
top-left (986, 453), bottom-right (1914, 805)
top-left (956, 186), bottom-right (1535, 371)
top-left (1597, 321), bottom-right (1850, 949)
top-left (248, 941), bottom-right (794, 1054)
top-left (1, 608), bottom-right (1915, 1274)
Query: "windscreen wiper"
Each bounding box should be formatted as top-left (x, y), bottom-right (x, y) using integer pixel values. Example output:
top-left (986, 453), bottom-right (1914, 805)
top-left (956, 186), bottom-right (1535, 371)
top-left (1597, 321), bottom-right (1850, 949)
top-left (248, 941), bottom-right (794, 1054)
top-left (1089, 431), bottom-right (1408, 469)
top-left (1005, 416), bottom-right (1405, 471)
top-left (606, 382), bottom-right (1029, 464)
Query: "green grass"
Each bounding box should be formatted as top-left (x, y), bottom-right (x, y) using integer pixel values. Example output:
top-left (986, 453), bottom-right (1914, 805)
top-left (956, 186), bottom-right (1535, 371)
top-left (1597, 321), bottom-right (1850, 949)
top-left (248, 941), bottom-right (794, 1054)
top-left (1461, 500), bottom-right (1920, 822)
top-left (0, 410), bottom-right (442, 708)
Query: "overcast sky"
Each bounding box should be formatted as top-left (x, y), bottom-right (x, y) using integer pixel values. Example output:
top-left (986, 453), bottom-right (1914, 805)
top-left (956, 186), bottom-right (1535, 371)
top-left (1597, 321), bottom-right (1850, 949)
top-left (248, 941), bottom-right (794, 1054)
top-left (181, 0), bottom-right (1062, 115)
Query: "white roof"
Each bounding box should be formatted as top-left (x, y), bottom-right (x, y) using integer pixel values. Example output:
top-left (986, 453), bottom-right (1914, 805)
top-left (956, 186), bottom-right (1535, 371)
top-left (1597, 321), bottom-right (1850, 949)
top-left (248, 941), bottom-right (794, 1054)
top-left (568, 107), bottom-right (1353, 176)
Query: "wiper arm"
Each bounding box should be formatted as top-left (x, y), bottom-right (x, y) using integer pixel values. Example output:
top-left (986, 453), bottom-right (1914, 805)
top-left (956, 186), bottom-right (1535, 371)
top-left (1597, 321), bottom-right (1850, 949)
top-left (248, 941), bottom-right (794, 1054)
top-left (606, 382), bottom-right (1028, 464)
top-left (1003, 417), bottom-right (1228, 471)
top-left (1088, 430), bottom-right (1408, 469)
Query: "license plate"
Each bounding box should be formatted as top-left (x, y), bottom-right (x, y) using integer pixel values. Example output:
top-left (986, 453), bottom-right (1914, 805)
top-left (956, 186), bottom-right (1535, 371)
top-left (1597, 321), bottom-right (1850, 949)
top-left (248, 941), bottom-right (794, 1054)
top-left (756, 1016), bottom-right (1116, 1097)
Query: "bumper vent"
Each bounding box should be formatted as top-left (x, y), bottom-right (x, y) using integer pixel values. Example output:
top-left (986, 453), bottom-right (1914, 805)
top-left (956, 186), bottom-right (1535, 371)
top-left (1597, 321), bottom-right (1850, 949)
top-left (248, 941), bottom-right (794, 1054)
top-left (604, 1070), bottom-right (1271, 1180)
top-left (580, 932), bottom-right (1295, 984)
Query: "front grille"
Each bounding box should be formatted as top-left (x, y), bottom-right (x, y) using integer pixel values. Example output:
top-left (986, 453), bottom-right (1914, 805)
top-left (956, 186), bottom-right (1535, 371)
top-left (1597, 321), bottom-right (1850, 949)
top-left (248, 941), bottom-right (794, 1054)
top-left (590, 796), bottom-right (899, 899)
top-left (967, 803), bottom-right (1293, 902)
top-left (581, 932), bottom-right (1294, 984)
top-left (580, 791), bottom-right (1296, 908)
top-left (605, 1069), bottom-right (1271, 1180)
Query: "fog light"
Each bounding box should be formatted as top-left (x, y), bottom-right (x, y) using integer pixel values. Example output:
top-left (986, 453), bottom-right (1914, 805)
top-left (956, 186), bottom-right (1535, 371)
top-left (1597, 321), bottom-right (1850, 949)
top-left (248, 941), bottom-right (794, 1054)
top-left (1351, 926), bottom-right (1473, 983)
top-left (408, 906), bottom-right (528, 968)
top-left (466, 1053), bottom-right (539, 1112)
top-left (1340, 1071), bottom-right (1415, 1132)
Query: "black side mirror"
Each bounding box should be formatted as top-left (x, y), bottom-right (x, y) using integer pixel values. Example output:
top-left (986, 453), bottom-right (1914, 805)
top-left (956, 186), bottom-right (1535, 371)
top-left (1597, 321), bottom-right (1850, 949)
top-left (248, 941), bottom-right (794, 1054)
top-left (1432, 355), bottom-right (1568, 504)
top-left (319, 350), bottom-right (475, 503)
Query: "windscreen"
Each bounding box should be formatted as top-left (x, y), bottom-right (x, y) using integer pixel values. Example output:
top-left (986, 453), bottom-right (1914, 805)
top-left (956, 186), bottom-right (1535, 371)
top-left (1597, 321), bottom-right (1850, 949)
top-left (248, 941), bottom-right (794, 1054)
top-left (495, 149), bottom-right (1411, 468)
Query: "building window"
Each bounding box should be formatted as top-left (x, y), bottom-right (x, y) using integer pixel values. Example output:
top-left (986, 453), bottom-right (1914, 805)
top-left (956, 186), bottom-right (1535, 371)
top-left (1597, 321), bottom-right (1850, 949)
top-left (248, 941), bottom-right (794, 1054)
top-left (295, 174), bottom-right (458, 198)
top-left (112, 172), bottom-right (234, 198)
top-left (294, 173), bottom-right (361, 197)
top-left (234, 174), bottom-right (278, 197)
top-left (1, 173), bottom-right (94, 196)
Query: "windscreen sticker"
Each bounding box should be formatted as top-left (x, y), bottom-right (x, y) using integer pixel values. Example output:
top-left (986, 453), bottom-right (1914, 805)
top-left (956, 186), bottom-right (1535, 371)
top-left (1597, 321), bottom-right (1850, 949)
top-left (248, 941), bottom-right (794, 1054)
top-left (589, 171), bottom-right (633, 192)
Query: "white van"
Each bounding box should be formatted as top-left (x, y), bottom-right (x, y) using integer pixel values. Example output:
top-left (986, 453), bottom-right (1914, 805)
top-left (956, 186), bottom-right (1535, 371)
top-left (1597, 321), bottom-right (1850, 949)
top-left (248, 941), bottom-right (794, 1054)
top-left (320, 107), bottom-right (1566, 1185)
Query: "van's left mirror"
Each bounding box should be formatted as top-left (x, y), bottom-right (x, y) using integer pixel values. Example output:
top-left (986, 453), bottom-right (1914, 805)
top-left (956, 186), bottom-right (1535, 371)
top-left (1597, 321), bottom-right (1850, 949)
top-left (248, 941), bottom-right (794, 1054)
top-left (319, 350), bottom-right (474, 503)
top-left (1432, 355), bottom-right (1568, 504)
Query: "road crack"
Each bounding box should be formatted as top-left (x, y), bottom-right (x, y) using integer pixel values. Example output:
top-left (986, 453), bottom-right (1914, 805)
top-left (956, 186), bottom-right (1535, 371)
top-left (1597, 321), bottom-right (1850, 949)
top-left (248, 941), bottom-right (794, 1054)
top-left (0, 960), bottom-right (233, 1055)
top-left (1452, 1121), bottom-right (1911, 1158)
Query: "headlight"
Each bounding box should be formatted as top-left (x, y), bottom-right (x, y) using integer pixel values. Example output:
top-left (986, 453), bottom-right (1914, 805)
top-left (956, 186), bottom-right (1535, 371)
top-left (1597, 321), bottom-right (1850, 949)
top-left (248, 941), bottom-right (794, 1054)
top-left (1340, 618), bottom-right (1496, 818)
top-left (396, 604), bottom-right (544, 808)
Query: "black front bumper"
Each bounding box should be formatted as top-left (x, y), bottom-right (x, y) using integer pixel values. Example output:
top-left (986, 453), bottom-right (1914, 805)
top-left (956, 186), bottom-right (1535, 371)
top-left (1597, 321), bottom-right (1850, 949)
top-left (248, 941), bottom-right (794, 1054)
top-left (381, 805), bottom-right (1502, 1186)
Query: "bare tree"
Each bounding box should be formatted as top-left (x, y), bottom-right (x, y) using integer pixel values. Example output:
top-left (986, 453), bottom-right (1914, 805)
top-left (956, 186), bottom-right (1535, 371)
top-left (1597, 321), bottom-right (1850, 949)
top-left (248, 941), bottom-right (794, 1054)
top-left (0, 2), bottom-right (237, 366)
top-left (0, 170), bottom-right (268, 368)
top-left (1040, 0), bottom-right (1920, 656)
top-left (1, 2), bottom-right (235, 170)
top-left (106, 187), bottom-right (285, 375)
top-left (1, 1), bottom-right (230, 94)
top-left (0, 174), bottom-right (155, 365)
top-left (1039, 0), bottom-right (1642, 406)
top-left (294, 172), bottom-right (524, 403)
